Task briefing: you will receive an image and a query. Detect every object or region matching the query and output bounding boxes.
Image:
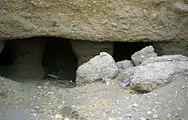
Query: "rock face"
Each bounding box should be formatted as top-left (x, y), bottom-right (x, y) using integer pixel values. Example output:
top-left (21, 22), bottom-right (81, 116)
top-left (76, 52), bottom-right (118, 86)
top-left (153, 40), bottom-right (188, 57)
top-left (0, 0), bottom-right (188, 42)
top-left (127, 55), bottom-right (188, 93)
top-left (131, 46), bottom-right (157, 65)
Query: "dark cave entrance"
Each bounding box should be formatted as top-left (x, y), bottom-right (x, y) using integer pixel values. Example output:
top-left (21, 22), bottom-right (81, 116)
top-left (0, 37), bottom-right (154, 87)
top-left (42, 38), bottom-right (77, 82)
top-left (113, 42), bottom-right (152, 62)
top-left (0, 37), bottom-right (77, 86)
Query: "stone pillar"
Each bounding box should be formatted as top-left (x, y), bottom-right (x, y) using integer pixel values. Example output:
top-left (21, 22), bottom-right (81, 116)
top-left (71, 40), bottom-right (113, 66)
top-left (0, 40), bottom-right (5, 53)
top-left (9, 39), bottom-right (45, 80)
top-left (153, 40), bottom-right (188, 56)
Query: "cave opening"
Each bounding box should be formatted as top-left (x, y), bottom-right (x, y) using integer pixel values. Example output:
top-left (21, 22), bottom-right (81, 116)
top-left (0, 37), bottom-right (154, 87)
top-left (113, 42), bottom-right (152, 62)
top-left (42, 37), bottom-right (78, 83)
top-left (0, 37), bottom-right (77, 87)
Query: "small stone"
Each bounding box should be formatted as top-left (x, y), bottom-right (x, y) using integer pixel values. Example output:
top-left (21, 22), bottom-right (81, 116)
top-left (125, 97), bottom-right (129, 100)
top-left (181, 85), bottom-right (186, 89)
top-left (35, 106), bottom-right (40, 109)
top-left (174, 113), bottom-right (179, 117)
top-left (167, 114), bottom-right (171, 117)
top-left (64, 118), bottom-right (70, 120)
top-left (55, 114), bottom-right (62, 119)
top-left (153, 114), bottom-right (159, 119)
top-left (37, 86), bottom-right (42, 89)
top-left (132, 103), bottom-right (138, 107)
top-left (108, 118), bottom-right (114, 120)
top-left (126, 113), bottom-right (132, 118)
top-left (139, 117), bottom-right (147, 120)
top-left (31, 113), bottom-right (37, 116)
top-left (147, 111), bottom-right (152, 115)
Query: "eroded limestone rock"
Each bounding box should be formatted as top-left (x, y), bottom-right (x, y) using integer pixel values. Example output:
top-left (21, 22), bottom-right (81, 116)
top-left (0, 0), bottom-right (188, 42)
top-left (128, 55), bottom-right (188, 93)
top-left (71, 40), bottom-right (113, 66)
top-left (131, 46), bottom-right (157, 66)
top-left (76, 52), bottom-right (118, 86)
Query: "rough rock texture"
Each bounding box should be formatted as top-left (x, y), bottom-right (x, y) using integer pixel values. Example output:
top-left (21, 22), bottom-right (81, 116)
top-left (7, 39), bottom-right (45, 80)
top-left (0, 0), bottom-right (188, 42)
top-left (128, 55), bottom-right (188, 93)
top-left (153, 40), bottom-right (188, 56)
top-left (131, 46), bottom-right (157, 66)
top-left (71, 40), bottom-right (113, 66)
top-left (116, 60), bottom-right (134, 72)
top-left (76, 52), bottom-right (118, 86)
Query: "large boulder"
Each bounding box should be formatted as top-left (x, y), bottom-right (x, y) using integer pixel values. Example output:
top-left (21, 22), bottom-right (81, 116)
top-left (76, 52), bottom-right (118, 86)
top-left (0, 0), bottom-right (188, 42)
top-left (131, 46), bottom-right (157, 66)
top-left (121, 55), bottom-right (188, 93)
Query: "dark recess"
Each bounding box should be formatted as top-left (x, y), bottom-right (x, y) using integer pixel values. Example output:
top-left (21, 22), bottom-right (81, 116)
top-left (42, 38), bottom-right (77, 82)
top-left (0, 37), bottom-right (77, 84)
top-left (113, 42), bottom-right (151, 62)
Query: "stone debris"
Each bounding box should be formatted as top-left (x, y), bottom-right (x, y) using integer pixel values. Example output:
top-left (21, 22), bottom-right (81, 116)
top-left (128, 55), bottom-right (188, 93)
top-left (139, 117), bottom-right (147, 120)
top-left (1, 45), bottom-right (188, 120)
top-left (64, 118), bottom-right (70, 120)
top-left (131, 46), bottom-right (157, 66)
top-left (55, 114), bottom-right (63, 119)
top-left (76, 52), bottom-right (118, 86)
top-left (152, 114), bottom-right (159, 119)
top-left (147, 111), bottom-right (152, 115)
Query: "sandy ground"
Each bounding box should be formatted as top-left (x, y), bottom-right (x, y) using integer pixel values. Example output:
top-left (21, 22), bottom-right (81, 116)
top-left (0, 75), bottom-right (188, 120)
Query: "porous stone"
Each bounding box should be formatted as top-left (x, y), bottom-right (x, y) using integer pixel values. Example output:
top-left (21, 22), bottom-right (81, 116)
top-left (131, 46), bottom-right (157, 66)
top-left (76, 52), bottom-right (118, 86)
top-left (71, 40), bottom-right (113, 66)
top-left (125, 55), bottom-right (188, 93)
top-left (0, 0), bottom-right (188, 42)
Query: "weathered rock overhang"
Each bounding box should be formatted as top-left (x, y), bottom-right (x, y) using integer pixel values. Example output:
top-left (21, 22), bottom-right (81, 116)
top-left (0, 0), bottom-right (188, 42)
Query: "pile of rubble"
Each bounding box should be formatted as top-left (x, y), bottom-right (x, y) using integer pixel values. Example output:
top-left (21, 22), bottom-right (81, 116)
top-left (76, 46), bottom-right (188, 93)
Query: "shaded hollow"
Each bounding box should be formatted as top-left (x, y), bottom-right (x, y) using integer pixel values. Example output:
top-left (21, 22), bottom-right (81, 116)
top-left (42, 37), bottom-right (77, 82)
top-left (0, 37), bottom-right (77, 84)
top-left (113, 42), bottom-right (152, 62)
